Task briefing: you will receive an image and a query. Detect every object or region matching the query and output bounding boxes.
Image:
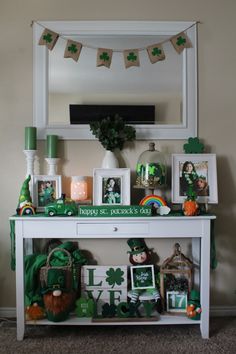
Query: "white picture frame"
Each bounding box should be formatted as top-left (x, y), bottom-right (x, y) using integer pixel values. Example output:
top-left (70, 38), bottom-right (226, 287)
top-left (31, 175), bottom-right (62, 211)
top-left (93, 168), bottom-right (130, 206)
top-left (171, 154), bottom-right (218, 204)
top-left (130, 265), bottom-right (155, 290)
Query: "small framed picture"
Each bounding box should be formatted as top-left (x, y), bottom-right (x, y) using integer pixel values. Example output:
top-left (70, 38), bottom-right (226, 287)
top-left (31, 175), bottom-right (62, 211)
top-left (93, 168), bottom-right (130, 206)
top-left (166, 291), bottom-right (188, 313)
top-left (171, 154), bottom-right (218, 204)
top-left (130, 265), bottom-right (155, 290)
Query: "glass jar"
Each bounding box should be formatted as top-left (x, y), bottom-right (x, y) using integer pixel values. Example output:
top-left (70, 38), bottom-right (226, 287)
top-left (135, 142), bottom-right (166, 189)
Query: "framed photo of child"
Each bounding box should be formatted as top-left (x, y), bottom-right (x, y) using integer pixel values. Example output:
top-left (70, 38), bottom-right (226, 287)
top-left (93, 168), bottom-right (130, 206)
top-left (171, 154), bottom-right (218, 204)
top-left (31, 175), bottom-right (62, 211)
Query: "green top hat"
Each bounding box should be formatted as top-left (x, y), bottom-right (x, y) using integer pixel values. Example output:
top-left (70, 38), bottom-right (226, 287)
top-left (42, 268), bottom-right (68, 294)
top-left (127, 238), bottom-right (148, 255)
top-left (189, 289), bottom-right (200, 302)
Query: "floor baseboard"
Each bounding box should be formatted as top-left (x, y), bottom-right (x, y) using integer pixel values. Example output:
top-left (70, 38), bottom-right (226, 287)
top-left (1, 306), bottom-right (236, 319)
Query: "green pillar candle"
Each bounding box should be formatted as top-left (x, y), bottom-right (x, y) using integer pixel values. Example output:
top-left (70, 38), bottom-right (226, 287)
top-left (46, 135), bottom-right (58, 158)
top-left (25, 127), bottom-right (37, 150)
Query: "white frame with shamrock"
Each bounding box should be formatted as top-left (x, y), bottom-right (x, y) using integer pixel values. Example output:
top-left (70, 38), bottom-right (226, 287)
top-left (33, 20), bottom-right (198, 140)
top-left (93, 168), bottom-right (130, 206)
top-left (130, 265), bottom-right (155, 290)
top-left (171, 154), bottom-right (218, 204)
top-left (31, 175), bottom-right (62, 212)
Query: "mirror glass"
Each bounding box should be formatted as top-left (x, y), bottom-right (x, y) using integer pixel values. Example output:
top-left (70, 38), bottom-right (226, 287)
top-left (48, 35), bottom-right (182, 126)
top-left (33, 21), bottom-right (197, 139)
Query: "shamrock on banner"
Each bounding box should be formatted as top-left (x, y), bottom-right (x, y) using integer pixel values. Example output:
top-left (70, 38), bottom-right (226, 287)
top-left (38, 28), bottom-right (59, 51)
top-left (97, 48), bottom-right (113, 68)
top-left (64, 40), bottom-right (82, 62)
top-left (123, 49), bottom-right (140, 68)
top-left (171, 32), bottom-right (192, 54)
top-left (147, 44), bottom-right (165, 64)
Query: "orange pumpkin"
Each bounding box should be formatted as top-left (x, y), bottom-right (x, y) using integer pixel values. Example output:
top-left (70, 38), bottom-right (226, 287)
top-left (183, 200), bottom-right (199, 216)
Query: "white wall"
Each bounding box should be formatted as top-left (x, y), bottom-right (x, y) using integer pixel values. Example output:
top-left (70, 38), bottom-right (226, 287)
top-left (0, 0), bottom-right (236, 307)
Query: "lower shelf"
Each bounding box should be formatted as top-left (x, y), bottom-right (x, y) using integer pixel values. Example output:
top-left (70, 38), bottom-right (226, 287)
top-left (26, 314), bottom-right (200, 326)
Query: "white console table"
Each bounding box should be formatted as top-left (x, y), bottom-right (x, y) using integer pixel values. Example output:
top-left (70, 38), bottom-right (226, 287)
top-left (10, 214), bottom-right (215, 340)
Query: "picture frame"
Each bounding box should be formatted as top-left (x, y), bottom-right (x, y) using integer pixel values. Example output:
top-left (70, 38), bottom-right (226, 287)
top-left (93, 168), bottom-right (130, 206)
top-left (130, 265), bottom-right (155, 290)
top-left (31, 175), bottom-right (62, 211)
top-left (166, 291), bottom-right (188, 313)
top-left (171, 154), bottom-right (218, 204)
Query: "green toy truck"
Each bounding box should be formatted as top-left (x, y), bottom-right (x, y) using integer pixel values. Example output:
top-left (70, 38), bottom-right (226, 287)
top-left (45, 194), bottom-right (78, 216)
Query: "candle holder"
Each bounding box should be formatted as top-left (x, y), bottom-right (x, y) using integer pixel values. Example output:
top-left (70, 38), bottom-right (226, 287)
top-left (23, 149), bottom-right (37, 176)
top-left (45, 157), bottom-right (60, 176)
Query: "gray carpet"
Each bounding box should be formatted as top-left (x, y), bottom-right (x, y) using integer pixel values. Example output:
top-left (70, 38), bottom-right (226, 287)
top-left (0, 317), bottom-right (236, 354)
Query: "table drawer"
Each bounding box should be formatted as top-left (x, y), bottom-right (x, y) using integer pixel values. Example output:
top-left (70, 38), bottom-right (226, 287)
top-left (77, 222), bottom-right (150, 236)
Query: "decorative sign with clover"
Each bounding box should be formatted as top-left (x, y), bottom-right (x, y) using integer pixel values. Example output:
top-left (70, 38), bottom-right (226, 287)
top-left (170, 32), bottom-right (192, 54)
top-left (123, 49), bottom-right (140, 68)
top-left (147, 44), bottom-right (165, 63)
top-left (81, 265), bottom-right (127, 314)
top-left (64, 40), bottom-right (82, 62)
top-left (38, 28), bottom-right (59, 51)
top-left (130, 265), bottom-right (155, 290)
top-left (97, 48), bottom-right (113, 68)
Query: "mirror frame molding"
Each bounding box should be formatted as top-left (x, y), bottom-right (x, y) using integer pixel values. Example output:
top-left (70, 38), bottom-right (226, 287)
top-left (33, 20), bottom-right (197, 140)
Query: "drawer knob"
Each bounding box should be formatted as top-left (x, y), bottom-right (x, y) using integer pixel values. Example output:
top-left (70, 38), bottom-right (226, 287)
top-left (113, 227), bottom-right (118, 232)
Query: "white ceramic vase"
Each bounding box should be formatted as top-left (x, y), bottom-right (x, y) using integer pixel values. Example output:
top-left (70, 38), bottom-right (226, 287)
top-left (102, 150), bottom-right (119, 168)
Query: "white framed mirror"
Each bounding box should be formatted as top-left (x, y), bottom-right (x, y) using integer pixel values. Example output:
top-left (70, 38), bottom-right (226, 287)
top-left (33, 21), bottom-right (197, 140)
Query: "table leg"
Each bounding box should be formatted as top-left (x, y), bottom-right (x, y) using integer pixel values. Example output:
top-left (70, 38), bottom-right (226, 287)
top-left (15, 221), bottom-right (25, 341)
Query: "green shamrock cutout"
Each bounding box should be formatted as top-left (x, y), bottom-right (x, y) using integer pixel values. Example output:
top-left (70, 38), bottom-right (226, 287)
top-left (102, 303), bottom-right (117, 318)
top-left (183, 137), bottom-right (205, 153)
top-left (43, 33), bottom-right (52, 43)
top-left (100, 52), bottom-right (110, 61)
top-left (176, 36), bottom-right (186, 46)
top-left (152, 47), bottom-right (162, 56)
top-left (127, 52), bottom-right (137, 62)
top-left (106, 267), bottom-right (124, 288)
top-left (68, 44), bottom-right (78, 54)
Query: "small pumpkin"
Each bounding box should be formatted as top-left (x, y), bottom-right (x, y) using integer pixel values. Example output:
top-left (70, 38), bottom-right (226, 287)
top-left (183, 186), bottom-right (199, 216)
top-left (183, 199), bottom-right (199, 216)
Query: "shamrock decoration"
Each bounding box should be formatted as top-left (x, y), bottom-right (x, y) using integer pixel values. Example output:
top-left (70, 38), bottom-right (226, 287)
top-left (127, 52), bottom-right (137, 62)
top-left (176, 36), bottom-right (186, 46)
top-left (100, 52), bottom-right (110, 61)
top-left (183, 137), bottom-right (205, 154)
top-left (68, 44), bottom-right (78, 54)
top-left (152, 47), bottom-right (162, 56)
top-left (106, 267), bottom-right (124, 288)
top-left (102, 303), bottom-right (117, 318)
top-left (43, 33), bottom-right (52, 43)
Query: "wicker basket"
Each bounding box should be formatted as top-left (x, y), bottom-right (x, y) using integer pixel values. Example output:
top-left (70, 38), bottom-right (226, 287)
top-left (40, 247), bottom-right (78, 322)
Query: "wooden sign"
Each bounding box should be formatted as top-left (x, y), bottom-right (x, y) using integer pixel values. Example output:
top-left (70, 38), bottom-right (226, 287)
top-left (81, 266), bottom-right (127, 314)
top-left (78, 205), bottom-right (152, 217)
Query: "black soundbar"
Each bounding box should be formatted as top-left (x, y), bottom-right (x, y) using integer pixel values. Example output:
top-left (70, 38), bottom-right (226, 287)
top-left (69, 104), bottom-right (155, 124)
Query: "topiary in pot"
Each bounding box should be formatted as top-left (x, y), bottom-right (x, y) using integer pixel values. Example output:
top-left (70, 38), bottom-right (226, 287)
top-left (90, 114), bottom-right (136, 168)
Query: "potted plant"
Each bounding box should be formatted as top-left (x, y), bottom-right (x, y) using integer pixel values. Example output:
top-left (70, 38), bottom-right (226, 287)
top-left (89, 114), bottom-right (136, 168)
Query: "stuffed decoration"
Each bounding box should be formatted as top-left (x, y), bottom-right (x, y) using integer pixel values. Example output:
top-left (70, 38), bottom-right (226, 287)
top-left (127, 238), bottom-right (162, 313)
top-left (25, 302), bottom-right (45, 321)
top-left (187, 290), bottom-right (202, 320)
top-left (16, 175), bottom-right (36, 215)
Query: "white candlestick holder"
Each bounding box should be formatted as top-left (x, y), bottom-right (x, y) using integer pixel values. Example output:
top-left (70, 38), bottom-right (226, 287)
top-left (23, 149), bottom-right (37, 176)
top-left (45, 157), bottom-right (60, 176)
